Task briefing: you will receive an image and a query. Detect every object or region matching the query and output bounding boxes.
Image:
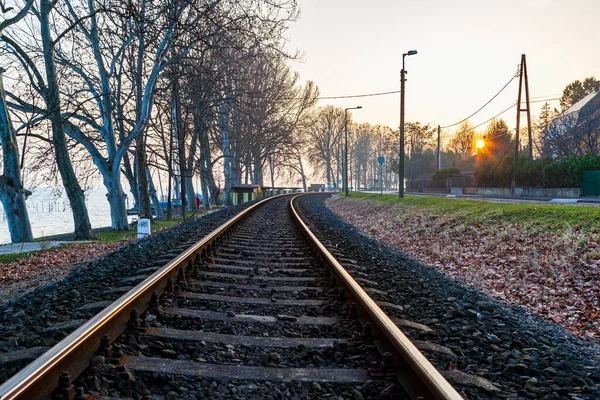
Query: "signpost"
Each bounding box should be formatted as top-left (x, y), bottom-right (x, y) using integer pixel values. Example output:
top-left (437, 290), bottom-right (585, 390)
top-left (377, 156), bottom-right (385, 195)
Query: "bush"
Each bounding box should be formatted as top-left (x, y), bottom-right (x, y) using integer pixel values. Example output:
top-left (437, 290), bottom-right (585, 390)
top-left (542, 154), bottom-right (600, 188)
top-left (517, 157), bottom-right (554, 187)
top-left (432, 167), bottom-right (461, 181)
top-left (474, 154), bottom-right (513, 187)
top-left (475, 153), bottom-right (600, 188)
top-left (475, 155), bottom-right (552, 187)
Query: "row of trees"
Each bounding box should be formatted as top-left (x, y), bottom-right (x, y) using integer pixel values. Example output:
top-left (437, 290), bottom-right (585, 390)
top-left (0, 0), bottom-right (316, 242)
top-left (1, 0), bottom-right (598, 244)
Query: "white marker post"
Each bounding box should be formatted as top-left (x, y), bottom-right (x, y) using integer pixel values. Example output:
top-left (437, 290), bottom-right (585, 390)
top-left (137, 219), bottom-right (151, 239)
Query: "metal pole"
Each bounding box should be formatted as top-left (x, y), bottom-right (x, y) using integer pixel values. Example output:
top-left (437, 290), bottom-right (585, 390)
top-left (523, 55), bottom-right (533, 160)
top-left (344, 109), bottom-right (349, 197)
top-left (399, 62), bottom-right (406, 198)
top-left (513, 55), bottom-right (524, 195)
top-left (380, 163), bottom-right (383, 195)
top-left (437, 125), bottom-right (441, 170)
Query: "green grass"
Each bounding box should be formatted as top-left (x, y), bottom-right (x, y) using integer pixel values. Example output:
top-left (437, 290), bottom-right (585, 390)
top-left (0, 243), bottom-right (80, 264)
top-left (346, 192), bottom-right (600, 231)
top-left (0, 252), bottom-right (35, 264)
top-left (0, 213), bottom-right (210, 264)
top-left (94, 212), bottom-right (208, 243)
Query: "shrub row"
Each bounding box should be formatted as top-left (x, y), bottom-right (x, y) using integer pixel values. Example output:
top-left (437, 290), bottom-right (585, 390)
top-left (474, 154), bottom-right (600, 188)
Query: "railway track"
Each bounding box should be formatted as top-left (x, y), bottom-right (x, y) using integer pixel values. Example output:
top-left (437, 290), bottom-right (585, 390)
top-left (0, 195), bottom-right (461, 400)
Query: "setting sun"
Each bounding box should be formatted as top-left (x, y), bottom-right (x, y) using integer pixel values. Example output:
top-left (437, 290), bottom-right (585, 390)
top-left (476, 139), bottom-right (485, 149)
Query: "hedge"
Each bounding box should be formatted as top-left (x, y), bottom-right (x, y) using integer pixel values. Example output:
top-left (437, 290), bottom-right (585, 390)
top-left (475, 154), bottom-right (600, 188)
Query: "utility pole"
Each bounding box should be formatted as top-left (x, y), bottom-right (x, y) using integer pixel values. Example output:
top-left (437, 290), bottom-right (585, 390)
top-left (437, 125), bottom-right (441, 170)
top-left (344, 106), bottom-right (362, 197)
top-left (512, 54), bottom-right (533, 195)
top-left (399, 50), bottom-right (417, 198)
top-left (344, 111), bottom-right (349, 197)
top-left (399, 68), bottom-right (405, 197)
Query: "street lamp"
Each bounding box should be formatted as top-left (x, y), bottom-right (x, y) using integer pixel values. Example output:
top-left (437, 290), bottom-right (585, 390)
top-left (399, 49), bottom-right (417, 198)
top-left (345, 106), bottom-right (362, 197)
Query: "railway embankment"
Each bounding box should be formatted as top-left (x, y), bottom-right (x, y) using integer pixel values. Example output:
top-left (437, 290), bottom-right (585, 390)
top-left (299, 194), bottom-right (600, 399)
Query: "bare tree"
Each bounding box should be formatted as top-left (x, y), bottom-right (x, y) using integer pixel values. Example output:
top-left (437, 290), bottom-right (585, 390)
top-left (0, 0), bottom-right (35, 242)
top-left (448, 120), bottom-right (476, 159)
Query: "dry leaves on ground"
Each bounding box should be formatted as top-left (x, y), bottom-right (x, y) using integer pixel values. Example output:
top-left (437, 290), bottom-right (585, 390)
top-left (0, 242), bottom-right (127, 304)
top-left (327, 197), bottom-right (600, 341)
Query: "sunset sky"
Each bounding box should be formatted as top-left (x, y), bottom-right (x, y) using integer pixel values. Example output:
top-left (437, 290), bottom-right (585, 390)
top-left (287, 0), bottom-right (600, 136)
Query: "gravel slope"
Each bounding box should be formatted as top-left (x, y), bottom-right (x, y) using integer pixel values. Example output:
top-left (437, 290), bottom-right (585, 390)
top-left (298, 194), bottom-right (600, 400)
top-left (0, 203), bottom-right (253, 385)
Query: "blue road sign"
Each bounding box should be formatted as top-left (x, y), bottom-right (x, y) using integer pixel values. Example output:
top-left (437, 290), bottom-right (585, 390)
top-left (377, 156), bottom-right (385, 165)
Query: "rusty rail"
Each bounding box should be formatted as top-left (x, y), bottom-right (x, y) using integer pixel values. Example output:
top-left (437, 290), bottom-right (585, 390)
top-left (290, 194), bottom-right (462, 400)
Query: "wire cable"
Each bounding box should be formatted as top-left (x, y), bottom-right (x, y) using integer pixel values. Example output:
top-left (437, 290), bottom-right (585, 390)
top-left (450, 96), bottom-right (561, 135)
top-left (316, 90), bottom-right (400, 100)
top-left (453, 101), bottom-right (517, 135)
top-left (440, 71), bottom-right (519, 129)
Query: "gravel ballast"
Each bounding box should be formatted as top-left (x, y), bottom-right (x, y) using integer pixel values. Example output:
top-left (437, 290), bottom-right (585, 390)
top-left (71, 197), bottom-right (407, 400)
top-left (0, 204), bottom-right (254, 385)
top-left (297, 194), bottom-right (600, 399)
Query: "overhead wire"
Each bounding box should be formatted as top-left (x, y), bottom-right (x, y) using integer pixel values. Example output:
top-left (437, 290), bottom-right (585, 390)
top-left (440, 71), bottom-right (519, 129)
top-left (452, 96), bottom-right (561, 136)
top-left (300, 70), bottom-right (562, 131)
top-left (315, 90), bottom-right (400, 100)
top-left (455, 101), bottom-right (517, 135)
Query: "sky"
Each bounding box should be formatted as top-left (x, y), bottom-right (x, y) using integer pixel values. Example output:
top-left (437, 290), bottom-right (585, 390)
top-left (286, 0), bottom-right (600, 136)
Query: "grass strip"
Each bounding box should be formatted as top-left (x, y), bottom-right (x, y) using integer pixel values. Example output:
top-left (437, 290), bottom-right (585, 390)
top-left (348, 192), bottom-right (600, 232)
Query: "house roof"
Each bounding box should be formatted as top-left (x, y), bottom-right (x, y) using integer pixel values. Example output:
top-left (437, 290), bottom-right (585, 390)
top-left (550, 90), bottom-right (600, 132)
top-left (564, 90), bottom-right (600, 115)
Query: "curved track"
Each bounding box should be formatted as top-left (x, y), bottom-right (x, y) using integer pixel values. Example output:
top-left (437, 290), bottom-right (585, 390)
top-left (0, 195), bottom-right (461, 400)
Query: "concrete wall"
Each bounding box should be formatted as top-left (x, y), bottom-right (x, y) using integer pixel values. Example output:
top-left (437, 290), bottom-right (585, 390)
top-left (474, 187), bottom-right (581, 198)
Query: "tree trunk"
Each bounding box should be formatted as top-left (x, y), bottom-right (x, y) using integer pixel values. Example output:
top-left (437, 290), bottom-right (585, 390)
top-left (135, 133), bottom-right (152, 219)
top-left (220, 107), bottom-right (233, 206)
top-left (0, 73), bottom-right (34, 242)
top-left (40, 0), bottom-right (94, 240)
top-left (252, 151), bottom-right (263, 186)
top-left (122, 152), bottom-right (138, 209)
top-left (195, 113), bottom-right (210, 210)
top-left (0, 178), bottom-right (33, 242)
top-left (173, 80), bottom-right (186, 220)
top-left (146, 166), bottom-right (162, 218)
top-left (297, 154), bottom-right (307, 192)
top-left (104, 167), bottom-right (129, 229)
top-left (326, 158), bottom-right (332, 189)
top-left (200, 168), bottom-right (210, 210)
top-left (268, 155), bottom-right (275, 189)
top-left (185, 128), bottom-right (199, 212)
top-left (185, 176), bottom-right (197, 212)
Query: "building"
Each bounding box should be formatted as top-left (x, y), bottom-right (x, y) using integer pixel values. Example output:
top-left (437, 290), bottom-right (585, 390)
top-left (550, 90), bottom-right (600, 137)
top-left (231, 184), bottom-right (262, 205)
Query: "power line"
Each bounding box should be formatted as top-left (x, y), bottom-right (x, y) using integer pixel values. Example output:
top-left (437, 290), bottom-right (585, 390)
top-left (448, 100), bottom-right (516, 136)
top-left (316, 90), bottom-right (400, 100)
top-left (530, 97), bottom-right (560, 104)
top-left (530, 94), bottom-right (562, 100)
top-left (447, 96), bottom-right (560, 135)
top-left (461, 101), bottom-right (517, 134)
top-left (440, 71), bottom-right (518, 129)
top-left (452, 97), bottom-right (562, 136)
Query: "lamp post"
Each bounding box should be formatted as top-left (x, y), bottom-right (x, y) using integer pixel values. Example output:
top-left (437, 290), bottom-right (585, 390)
top-left (399, 49), bottom-right (417, 198)
top-left (344, 106), bottom-right (362, 197)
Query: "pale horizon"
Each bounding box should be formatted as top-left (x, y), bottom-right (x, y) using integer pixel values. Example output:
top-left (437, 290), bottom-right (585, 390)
top-left (287, 0), bottom-right (600, 136)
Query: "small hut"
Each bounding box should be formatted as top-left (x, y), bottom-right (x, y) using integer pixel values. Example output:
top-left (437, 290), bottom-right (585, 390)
top-left (231, 184), bottom-right (262, 205)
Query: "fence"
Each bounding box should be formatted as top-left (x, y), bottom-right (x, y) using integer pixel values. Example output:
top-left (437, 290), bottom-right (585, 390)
top-left (406, 175), bottom-right (475, 194)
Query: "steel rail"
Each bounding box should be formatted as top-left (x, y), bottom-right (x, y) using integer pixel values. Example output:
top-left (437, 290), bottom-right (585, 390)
top-left (0, 195), bottom-right (286, 400)
top-left (290, 194), bottom-right (462, 400)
